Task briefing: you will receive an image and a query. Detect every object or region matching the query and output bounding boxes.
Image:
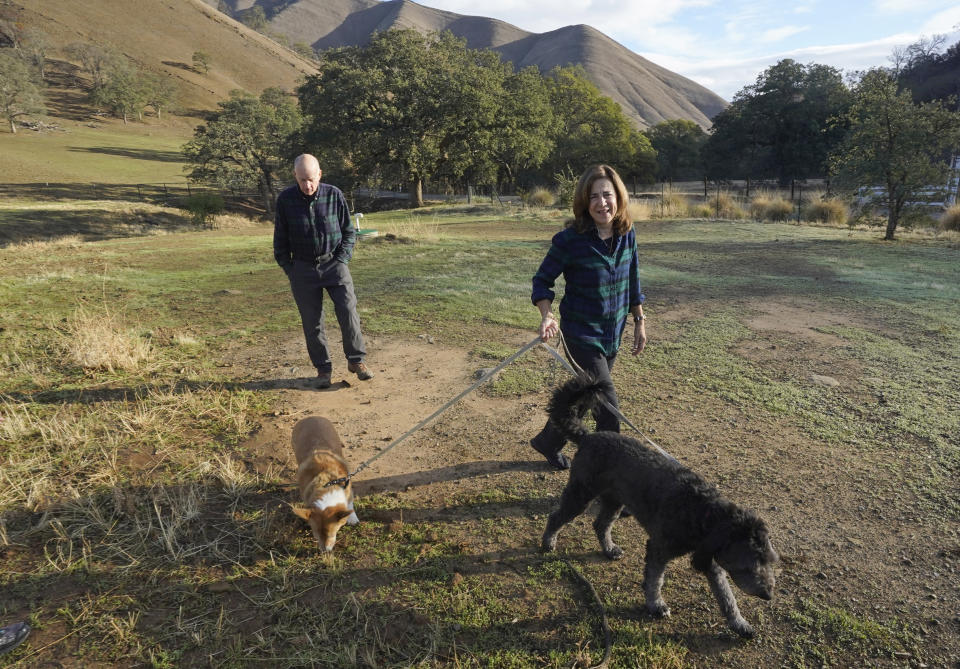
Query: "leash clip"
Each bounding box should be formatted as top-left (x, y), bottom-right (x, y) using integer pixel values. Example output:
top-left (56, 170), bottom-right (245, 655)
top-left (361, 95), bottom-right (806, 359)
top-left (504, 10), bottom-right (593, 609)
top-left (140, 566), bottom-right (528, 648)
top-left (324, 476), bottom-right (351, 489)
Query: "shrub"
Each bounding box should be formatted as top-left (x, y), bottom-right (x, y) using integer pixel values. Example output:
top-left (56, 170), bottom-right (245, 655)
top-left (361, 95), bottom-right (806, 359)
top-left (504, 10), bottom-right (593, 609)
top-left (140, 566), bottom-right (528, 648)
top-left (806, 197), bottom-right (849, 224)
top-left (750, 193), bottom-right (794, 221)
top-left (708, 192), bottom-right (745, 219)
top-left (554, 167), bottom-right (577, 208)
top-left (527, 187), bottom-right (556, 207)
top-left (649, 192), bottom-right (688, 219)
top-left (690, 203), bottom-right (713, 218)
top-left (940, 204), bottom-right (960, 231)
top-left (183, 192), bottom-right (225, 227)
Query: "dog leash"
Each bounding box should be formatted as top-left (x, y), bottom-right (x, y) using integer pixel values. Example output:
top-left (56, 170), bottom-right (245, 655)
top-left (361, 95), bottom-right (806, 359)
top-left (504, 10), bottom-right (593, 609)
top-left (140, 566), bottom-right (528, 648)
top-left (325, 335), bottom-right (545, 487)
top-left (327, 327), bottom-right (674, 488)
top-left (543, 330), bottom-right (677, 463)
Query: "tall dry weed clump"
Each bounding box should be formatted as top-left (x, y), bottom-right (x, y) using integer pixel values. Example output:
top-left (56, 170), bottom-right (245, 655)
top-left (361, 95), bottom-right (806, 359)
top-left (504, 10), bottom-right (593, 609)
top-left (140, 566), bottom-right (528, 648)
top-left (750, 192), bottom-right (794, 221)
top-left (646, 192), bottom-right (689, 219)
top-left (940, 204), bottom-right (960, 231)
top-left (627, 200), bottom-right (654, 221)
top-left (526, 187), bottom-right (556, 208)
top-left (708, 193), bottom-right (746, 219)
top-left (805, 194), bottom-right (849, 225)
top-left (59, 306), bottom-right (153, 373)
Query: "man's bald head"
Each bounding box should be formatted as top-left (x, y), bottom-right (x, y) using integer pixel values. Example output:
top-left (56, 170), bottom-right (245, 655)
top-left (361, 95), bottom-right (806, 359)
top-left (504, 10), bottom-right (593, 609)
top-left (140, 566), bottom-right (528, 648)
top-left (293, 154), bottom-right (321, 196)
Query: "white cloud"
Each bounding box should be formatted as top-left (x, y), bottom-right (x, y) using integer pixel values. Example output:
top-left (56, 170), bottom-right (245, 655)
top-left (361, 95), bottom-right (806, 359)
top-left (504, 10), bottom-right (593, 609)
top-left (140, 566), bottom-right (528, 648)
top-left (646, 33), bottom-right (914, 99)
top-left (873, 0), bottom-right (951, 12)
top-left (759, 25), bottom-right (809, 43)
top-left (922, 7), bottom-right (960, 33)
top-left (414, 0), bottom-right (708, 35)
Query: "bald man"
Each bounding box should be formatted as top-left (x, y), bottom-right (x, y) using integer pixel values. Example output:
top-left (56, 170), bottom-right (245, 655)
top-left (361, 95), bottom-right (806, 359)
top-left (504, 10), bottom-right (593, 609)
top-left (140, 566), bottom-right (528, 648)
top-left (274, 154), bottom-right (373, 388)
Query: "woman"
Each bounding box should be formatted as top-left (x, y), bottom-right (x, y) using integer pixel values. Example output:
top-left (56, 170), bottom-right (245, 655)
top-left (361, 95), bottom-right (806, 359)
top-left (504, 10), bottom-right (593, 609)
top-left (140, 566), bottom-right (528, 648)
top-left (530, 164), bottom-right (646, 469)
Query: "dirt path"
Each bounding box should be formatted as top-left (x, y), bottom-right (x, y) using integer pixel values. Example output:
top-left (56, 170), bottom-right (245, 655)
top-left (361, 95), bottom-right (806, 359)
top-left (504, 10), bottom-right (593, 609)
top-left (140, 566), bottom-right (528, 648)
top-left (231, 330), bottom-right (544, 494)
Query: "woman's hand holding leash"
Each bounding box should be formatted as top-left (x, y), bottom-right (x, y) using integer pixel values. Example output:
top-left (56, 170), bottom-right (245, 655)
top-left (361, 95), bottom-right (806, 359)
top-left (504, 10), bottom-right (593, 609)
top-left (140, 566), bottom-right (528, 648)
top-left (540, 314), bottom-right (559, 341)
top-left (536, 299), bottom-right (558, 341)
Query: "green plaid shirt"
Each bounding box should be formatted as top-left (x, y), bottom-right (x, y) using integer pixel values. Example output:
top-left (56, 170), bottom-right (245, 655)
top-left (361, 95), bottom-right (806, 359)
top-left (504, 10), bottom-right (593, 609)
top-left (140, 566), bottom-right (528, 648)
top-left (274, 183), bottom-right (355, 274)
top-left (532, 226), bottom-right (643, 356)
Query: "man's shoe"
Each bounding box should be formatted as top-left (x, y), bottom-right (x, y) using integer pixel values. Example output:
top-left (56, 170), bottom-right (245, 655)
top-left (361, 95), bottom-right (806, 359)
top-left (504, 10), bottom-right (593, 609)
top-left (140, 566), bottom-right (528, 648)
top-left (348, 361), bottom-right (373, 380)
top-left (316, 372), bottom-right (332, 389)
top-left (0, 622), bottom-right (30, 656)
top-left (530, 437), bottom-right (570, 470)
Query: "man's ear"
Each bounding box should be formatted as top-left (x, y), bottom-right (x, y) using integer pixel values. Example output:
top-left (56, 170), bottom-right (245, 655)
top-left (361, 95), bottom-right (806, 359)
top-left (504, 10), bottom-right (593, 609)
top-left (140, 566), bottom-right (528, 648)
top-left (317, 169), bottom-right (322, 181)
top-left (290, 504), bottom-right (312, 521)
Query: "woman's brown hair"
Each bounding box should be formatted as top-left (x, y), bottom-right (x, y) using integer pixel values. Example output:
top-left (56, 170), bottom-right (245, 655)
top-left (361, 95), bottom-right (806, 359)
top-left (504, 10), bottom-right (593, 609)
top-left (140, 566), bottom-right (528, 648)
top-left (568, 164), bottom-right (633, 236)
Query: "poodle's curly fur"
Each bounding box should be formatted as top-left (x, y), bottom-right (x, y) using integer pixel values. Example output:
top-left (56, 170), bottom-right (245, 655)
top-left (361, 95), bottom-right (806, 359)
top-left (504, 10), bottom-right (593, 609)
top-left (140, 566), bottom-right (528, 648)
top-left (540, 376), bottom-right (779, 638)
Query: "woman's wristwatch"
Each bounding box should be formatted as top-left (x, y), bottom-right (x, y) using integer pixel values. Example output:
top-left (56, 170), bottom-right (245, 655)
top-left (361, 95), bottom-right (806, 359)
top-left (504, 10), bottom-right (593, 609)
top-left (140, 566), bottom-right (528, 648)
top-left (633, 313), bottom-right (645, 323)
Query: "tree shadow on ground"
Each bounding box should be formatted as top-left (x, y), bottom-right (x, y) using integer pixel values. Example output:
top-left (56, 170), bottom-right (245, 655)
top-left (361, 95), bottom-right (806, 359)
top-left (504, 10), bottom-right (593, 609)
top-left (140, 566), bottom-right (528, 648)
top-left (67, 146), bottom-right (185, 163)
top-left (40, 59), bottom-right (94, 122)
top-left (0, 183), bottom-right (267, 219)
top-left (0, 207), bottom-right (196, 246)
top-left (161, 59), bottom-right (196, 73)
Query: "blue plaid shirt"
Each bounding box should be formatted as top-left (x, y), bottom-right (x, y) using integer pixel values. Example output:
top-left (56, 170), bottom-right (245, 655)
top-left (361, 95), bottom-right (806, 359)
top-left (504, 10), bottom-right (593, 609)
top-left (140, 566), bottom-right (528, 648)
top-left (532, 225), bottom-right (643, 356)
top-left (274, 183), bottom-right (356, 274)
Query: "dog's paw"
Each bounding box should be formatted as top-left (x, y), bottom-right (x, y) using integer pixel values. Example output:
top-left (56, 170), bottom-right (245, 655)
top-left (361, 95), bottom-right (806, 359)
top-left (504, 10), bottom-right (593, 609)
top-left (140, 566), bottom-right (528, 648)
top-left (540, 536), bottom-right (557, 553)
top-left (603, 545), bottom-right (624, 560)
top-left (347, 511), bottom-right (359, 525)
top-left (730, 619), bottom-right (755, 639)
top-left (646, 601), bottom-right (671, 619)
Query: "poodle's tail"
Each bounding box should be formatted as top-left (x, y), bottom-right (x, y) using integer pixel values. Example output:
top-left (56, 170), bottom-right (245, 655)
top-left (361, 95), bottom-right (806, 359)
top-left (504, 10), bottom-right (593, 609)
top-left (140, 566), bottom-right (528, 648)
top-left (547, 375), bottom-right (607, 444)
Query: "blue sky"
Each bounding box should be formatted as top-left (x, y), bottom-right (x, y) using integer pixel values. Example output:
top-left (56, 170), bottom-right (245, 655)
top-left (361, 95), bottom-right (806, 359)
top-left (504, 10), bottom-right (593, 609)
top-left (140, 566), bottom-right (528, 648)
top-left (411, 0), bottom-right (960, 99)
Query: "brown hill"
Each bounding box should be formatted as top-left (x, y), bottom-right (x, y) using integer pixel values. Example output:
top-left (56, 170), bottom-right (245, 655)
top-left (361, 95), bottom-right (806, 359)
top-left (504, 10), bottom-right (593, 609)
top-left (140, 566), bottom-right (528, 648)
top-left (244, 0), bottom-right (726, 128)
top-left (15, 0), bottom-right (316, 113)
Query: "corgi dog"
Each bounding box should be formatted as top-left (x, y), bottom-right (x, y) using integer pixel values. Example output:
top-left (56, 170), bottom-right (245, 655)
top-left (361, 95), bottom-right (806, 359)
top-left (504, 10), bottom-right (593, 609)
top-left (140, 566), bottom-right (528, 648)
top-left (290, 416), bottom-right (359, 551)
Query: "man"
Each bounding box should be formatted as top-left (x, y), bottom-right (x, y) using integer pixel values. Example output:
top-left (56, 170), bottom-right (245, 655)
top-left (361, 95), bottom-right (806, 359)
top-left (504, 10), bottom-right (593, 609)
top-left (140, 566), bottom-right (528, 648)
top-left (274, 154), bottom-right (373, 388)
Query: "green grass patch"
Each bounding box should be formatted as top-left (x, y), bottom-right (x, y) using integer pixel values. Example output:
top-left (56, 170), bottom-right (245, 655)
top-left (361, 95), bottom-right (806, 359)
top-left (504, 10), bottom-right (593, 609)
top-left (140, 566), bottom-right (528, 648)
top-left (1, 123), bottom-right (190, 184)
top-left (786, 599), bottom-right (920, 668)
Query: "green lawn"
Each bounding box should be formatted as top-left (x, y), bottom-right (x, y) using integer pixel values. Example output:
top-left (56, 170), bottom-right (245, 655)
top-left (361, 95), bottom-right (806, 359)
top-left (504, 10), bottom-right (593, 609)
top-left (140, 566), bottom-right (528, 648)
top-left (0, 123), bottom-right (190, 185)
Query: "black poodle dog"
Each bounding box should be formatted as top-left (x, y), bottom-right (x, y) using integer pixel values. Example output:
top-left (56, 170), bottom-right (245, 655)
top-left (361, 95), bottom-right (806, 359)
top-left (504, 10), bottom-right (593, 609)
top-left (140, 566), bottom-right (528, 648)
top-left (540, 375), bottom-right (779, 638)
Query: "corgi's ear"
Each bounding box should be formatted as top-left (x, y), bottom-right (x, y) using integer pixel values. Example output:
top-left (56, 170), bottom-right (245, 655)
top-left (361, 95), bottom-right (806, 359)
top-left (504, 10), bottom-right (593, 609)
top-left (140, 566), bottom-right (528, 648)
top-left (334, 508), bottom-right (353, 522)
top-left (290, 504), bottom-right (312, 521)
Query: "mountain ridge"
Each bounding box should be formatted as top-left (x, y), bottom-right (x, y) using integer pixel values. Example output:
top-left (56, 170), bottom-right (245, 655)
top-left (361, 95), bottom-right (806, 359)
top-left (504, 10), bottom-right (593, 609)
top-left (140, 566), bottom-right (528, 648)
top-left (234, 0), bottom-right (728, 128)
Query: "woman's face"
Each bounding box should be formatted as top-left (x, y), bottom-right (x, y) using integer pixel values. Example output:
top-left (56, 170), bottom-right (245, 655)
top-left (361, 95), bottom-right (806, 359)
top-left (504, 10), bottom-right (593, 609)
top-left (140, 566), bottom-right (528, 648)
top-left (588, 178), bottom-right (617, 226)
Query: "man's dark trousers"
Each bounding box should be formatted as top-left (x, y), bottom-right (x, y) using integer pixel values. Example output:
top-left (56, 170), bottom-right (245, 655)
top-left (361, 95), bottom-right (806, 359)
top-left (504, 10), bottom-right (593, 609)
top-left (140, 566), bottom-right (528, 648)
top-left (288, 255), bottom-right (366, 374)
top-left (531, 340), bottom-right (620, 455)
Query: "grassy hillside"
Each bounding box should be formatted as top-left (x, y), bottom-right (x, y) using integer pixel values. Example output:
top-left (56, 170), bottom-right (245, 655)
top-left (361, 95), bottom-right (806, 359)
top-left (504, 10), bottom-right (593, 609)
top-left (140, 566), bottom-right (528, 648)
top-left (1, 0), bottom-right (319, 188)
top-left (17, 0), bottom-right (316, 113)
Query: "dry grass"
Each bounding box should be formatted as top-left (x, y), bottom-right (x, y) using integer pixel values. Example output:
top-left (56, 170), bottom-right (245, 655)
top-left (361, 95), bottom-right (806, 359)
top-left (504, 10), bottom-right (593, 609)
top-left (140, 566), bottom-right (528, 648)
top-left (0, 385), bottom-right (266, 514)
top-left (750, 192), bottom-right (795, 221)
top-left (526, 187), bottom-right (557, 208)
top-left (709, 192), bottom-right (746, 219)
top-left (659, 192), bottom-right (690, 218)
top-left (208, 212), bottom-right (267, 230)
top-left (690, 203), bottom-right (714, 218)
top-left (940, 204), bottom-right (960, 231)
top-left (805, 193), bottom-right (849, 225)
top-left (374, 213), bottom-right (444, 241)
top-left (627, 200), bottom-right (654, 221)
top-left (58, 306), bottom-right (153, 373)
